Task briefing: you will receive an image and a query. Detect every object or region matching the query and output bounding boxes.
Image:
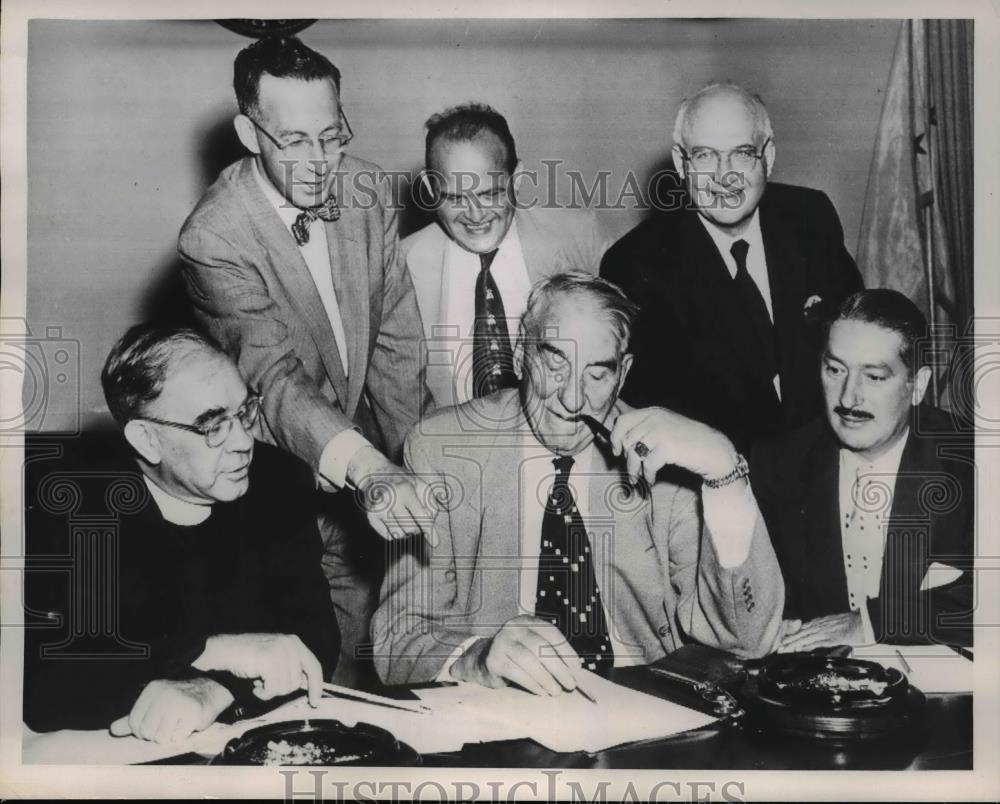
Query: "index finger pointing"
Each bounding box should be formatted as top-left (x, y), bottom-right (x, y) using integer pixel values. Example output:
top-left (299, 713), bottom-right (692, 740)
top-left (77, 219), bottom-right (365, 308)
top-left (298, 645), bottom-right (324, 707)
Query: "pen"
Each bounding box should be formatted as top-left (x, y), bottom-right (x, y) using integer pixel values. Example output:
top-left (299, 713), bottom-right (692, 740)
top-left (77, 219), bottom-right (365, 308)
top-left (894, 648), bottom-right (913, 674)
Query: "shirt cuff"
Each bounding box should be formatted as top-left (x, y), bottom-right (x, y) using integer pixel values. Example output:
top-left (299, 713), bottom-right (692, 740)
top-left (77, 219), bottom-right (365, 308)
top-left (702, 481), bottom-right (757, 569)
top-left (318, 429), bottom-right (373, 491)
top-left (858, 600), bottom-right (877, 645)
top-left (436, 636), bottom-right (482, 682)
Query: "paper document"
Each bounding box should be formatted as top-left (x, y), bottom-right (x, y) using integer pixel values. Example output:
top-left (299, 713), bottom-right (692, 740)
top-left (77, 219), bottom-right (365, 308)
top-left (415, 670), bottom-right (718, 753)
top-left (851, 643), bottom-right (973, 693)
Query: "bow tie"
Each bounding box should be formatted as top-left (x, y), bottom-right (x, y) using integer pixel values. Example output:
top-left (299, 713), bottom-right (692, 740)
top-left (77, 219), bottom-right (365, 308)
top-left (291, 194), bottom-right (341, 246)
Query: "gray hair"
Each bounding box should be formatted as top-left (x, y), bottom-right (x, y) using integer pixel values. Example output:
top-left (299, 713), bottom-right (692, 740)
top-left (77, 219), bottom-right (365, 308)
top-left (101, 323), bottom-right (228, 426)
top-left (672, 82), bottom-right (774, 148)
top-left (520, 272), bottom-right (638, 356)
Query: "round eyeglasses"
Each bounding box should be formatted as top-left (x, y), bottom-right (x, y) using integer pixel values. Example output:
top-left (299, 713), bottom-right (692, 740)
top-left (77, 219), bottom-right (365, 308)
top-left (139, 391), bottom-right (262, 449)
top-left (248, 108), bottom-right (353, 159)
top-left (677, 137), bottom-right (771, 173)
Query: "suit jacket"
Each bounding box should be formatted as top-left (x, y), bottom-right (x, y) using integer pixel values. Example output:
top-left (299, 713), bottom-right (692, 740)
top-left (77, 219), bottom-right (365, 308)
top-left (23, 438), bottom-right (340, 732)
top-left (403, 205), bottom-right (609, 408)
top-left (372, 389), bottom-right (783, 684)
top-left (179, 155), bottom-right (431, 471)
top-left (750, 406), bottom-right (974, 646)
top-left (601, 182), bottom-right (863, 454)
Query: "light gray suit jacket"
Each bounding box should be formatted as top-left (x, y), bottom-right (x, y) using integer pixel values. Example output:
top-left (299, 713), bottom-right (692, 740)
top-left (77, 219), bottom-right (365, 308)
top-left (179, 156), bottom-right (431, 470)
top-left (372, 390), bottom-right (784, 685)
top-left (402, 205), bottom-right (610, 408)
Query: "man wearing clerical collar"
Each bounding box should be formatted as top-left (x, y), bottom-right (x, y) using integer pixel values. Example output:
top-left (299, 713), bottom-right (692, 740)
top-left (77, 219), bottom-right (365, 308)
top-left (23, 324), bottom-right (339, 744)
top-left (752, 290), bottom-right (974, 649)
top-left (373, 273), bottom-right (783, 692)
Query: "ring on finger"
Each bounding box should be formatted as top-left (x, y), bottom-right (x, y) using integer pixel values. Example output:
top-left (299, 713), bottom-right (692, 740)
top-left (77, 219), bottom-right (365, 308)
top-left (634, 441), bottom-right (650, 458)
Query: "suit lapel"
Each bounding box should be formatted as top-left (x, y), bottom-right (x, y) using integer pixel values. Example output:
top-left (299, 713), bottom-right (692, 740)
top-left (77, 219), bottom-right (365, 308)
top-left (233, 160), bottom-right (350, 399)
top-left (323, 210), bottom-right (367, 416)
top-left (759, 193), bottom-right (809, 372)
top-left (879, 430), bottom-right (932, 606)
top-left (800, 434), bottom-right (850, 612)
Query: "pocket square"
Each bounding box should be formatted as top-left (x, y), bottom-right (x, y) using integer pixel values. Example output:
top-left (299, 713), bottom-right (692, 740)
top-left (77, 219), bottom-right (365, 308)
top-left (919, 561), bottom-right (964, 591)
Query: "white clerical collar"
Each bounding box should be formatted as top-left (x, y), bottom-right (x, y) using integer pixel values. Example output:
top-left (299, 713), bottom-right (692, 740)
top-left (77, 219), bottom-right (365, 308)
top-left (840, 427), bottom-right (910, 477)
top-left (252, 157), bottom-right (303, 231)
top-left (698, 207), bottom-right (764, 259)
top-left (143, 475), bottom-right (213, 526)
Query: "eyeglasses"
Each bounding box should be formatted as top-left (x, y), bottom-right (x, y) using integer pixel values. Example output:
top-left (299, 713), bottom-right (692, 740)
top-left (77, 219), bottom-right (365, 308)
top-left (677, 137), bottom-right (771, 173)
top-left (248, 108), bottom-right (353, 158)
top-left (139, 391), bottom-right (262, 449)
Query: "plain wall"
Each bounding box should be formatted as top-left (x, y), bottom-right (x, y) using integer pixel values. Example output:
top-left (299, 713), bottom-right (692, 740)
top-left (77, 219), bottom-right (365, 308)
top-left (26, 18), bottom-right (899, 429)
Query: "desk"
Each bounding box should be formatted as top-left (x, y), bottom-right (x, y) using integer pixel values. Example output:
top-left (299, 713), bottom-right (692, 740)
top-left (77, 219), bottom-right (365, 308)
top-left (423, 667), bottom-right (972, 770)
top-left (24, 665), bottom-right (971, 770)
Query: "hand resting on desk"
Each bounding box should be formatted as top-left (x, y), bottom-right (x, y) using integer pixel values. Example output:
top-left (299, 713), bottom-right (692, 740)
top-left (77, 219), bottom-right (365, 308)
top-left (776, 611), bottom-right (865, 652)
top-left (108, 677), bottom-right (232, 744)
top-left (450, 615), bottom-right (586, 696)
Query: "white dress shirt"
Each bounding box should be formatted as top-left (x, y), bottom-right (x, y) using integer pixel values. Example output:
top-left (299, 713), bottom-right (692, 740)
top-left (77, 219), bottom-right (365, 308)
top-left (698, 211), bottom-right (781, 400)
top-left (253, 159), bottom-right (370, 488)
top-left (838, 431), bottom-right (908, 643)
top-left (440, 221), bottom-right (533, 405)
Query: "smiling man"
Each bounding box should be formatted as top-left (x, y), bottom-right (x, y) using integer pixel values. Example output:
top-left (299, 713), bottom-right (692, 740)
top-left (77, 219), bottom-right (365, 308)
top-left (403, 103), bottom-right (610, 408)
top-left (178, 36), bottom-right (434, 686)
top-left (23, 324), bottom-right (339, 744)
top-left (751, 290), bottom-right (974, 648)
top-left (373, 273), bottom-right (783, 689)
top-left (601, 82), bottom-right (863, 454)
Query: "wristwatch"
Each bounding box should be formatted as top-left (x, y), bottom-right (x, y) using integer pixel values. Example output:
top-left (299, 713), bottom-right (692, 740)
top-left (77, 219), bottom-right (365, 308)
top-left (703, 453), bottom-right (750, 489)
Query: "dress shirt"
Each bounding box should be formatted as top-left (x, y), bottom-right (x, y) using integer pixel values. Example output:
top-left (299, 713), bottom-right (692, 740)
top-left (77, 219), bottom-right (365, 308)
top-left (698, 211), bottom-right (780, 400)
top-left (838, 431), bottom-right (908, 643)
top-left (252, 159), bottom-right (370, 488)
top-left (441, 221), bottom-right (532, 405)
top-left (439, 428), bottom-right (760, 678)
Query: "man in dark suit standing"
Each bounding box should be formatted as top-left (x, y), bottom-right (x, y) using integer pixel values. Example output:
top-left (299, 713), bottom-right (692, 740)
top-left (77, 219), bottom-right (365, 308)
top-left (601, 82), bottom-right (862, 453)
top-left (751, 290), bottom-right (973, 648)
top-left (178, 36), bottom-right (433, 685)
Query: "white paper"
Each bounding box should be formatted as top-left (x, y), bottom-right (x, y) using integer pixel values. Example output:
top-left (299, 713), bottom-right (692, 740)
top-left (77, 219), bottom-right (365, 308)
top-left (415, 671), bottom-right (718, 753)
top-left (851, 643), bottom-right (973, 693)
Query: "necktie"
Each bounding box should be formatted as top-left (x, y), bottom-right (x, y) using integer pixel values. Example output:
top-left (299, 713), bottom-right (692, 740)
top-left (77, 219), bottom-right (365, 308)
top-left (730, 239), bottom-right (778, 381)
top-left (472, 249), bottom-right (518, 398)
top-left (534, 456), bottom-right (614, 675)
top-left (291, 194), bottom-right (341, 246)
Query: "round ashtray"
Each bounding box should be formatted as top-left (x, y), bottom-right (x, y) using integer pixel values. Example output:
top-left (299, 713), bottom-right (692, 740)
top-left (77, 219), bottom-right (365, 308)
top-left (211, 719), bottom-right (421, 766)
top-left (744, 654), bottom-right (924, 740)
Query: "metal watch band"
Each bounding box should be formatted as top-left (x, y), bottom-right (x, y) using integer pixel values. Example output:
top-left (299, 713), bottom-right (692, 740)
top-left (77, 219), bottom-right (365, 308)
top-left (702, 453), bottom-right (750, 489)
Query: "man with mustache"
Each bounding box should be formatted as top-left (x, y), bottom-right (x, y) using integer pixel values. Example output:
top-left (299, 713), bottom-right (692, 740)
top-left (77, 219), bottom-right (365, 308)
top-left (404, 103), bottom-right (610, 408)
top-left (373, 273), bottom-right (782, 690)
top-left (601, 82), bottom-right (862, 454)
top-left (751, 290), bottom-right (974, 648)
top-left (23, 324), bottom-right (339, 743)
top-left (178, 36), bottom-right (433, 686)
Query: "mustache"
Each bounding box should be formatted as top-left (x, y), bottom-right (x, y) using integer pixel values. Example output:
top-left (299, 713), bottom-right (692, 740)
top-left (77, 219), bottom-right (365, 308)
top-left (834, 406), bottom-right (874, 421)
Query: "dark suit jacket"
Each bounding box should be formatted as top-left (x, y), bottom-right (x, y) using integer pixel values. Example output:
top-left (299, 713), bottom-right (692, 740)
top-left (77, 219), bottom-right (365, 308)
top-left (750, 406), bottom-right (974, 646)
top-left (601, 182), bottom-right (863, 453)
top-left (23, 437), bottom-right (340, 732)
top-left (179, 155), bottom-right (431, 471)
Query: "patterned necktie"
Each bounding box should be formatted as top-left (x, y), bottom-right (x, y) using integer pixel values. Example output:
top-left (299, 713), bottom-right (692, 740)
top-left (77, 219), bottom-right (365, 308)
top-left (730, 238), bottom-right (778, 381)
top-left (472, 249), bottom-right (517, 398)
top-left (291, 194), bottom-right (341, 246)
top-left (534, 455), bottom-right (614, 676)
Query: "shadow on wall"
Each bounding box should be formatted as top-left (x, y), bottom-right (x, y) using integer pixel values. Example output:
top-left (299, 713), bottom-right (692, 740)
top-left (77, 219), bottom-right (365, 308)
top-left (139, 116), bottom-right (245, 327)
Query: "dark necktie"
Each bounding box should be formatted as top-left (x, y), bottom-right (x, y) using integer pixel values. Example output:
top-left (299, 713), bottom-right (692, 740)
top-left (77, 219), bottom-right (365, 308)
top-left (534, 455), bottom-right (614, 676)
top-left (730, 239), bottom-right (778, 381)
top-left (291, 193), bottom-right (341, 246)
top-left (472, 249), bottom-right (517, 398)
